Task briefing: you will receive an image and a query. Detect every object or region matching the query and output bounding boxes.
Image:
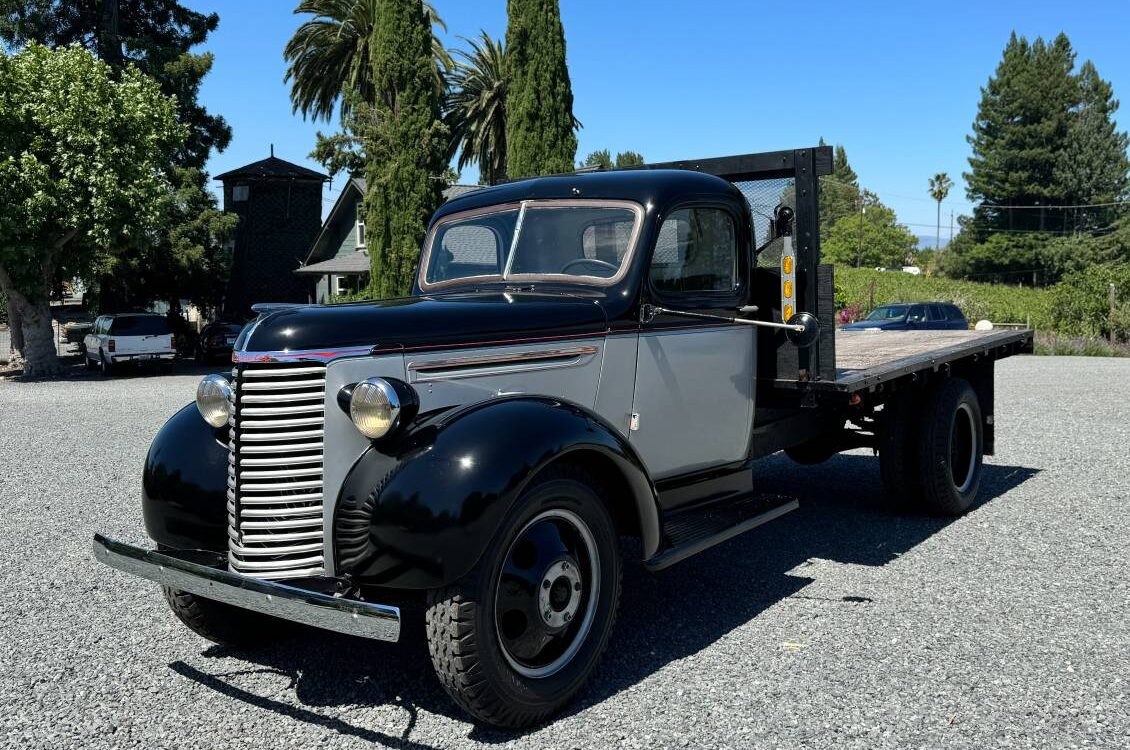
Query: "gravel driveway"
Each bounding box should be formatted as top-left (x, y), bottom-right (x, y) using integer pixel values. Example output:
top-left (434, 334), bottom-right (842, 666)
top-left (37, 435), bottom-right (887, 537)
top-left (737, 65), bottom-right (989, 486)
top-left (1, 356), bottom-right (1127, 749)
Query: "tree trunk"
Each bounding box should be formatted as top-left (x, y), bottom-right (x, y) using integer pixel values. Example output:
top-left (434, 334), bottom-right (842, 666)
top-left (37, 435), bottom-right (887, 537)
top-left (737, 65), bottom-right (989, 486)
top-left (7, 298), bottom-right (25, 368)
top-left (0, 264), bottom-right (62, 378)
top-left (10, 295), bottom-right (60, 378)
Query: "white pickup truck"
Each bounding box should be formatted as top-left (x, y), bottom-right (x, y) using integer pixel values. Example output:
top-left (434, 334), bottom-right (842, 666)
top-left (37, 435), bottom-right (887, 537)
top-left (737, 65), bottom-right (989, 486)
top-left (84, 313), bottom-right (176, 374)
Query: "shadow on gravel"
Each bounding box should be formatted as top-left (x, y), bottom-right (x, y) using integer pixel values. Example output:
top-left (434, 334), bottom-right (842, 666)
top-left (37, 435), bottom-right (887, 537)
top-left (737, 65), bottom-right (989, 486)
top-left (2, 355), bottom-right (230, 382)
top-left (169, 452), bottom-right (1038, 746)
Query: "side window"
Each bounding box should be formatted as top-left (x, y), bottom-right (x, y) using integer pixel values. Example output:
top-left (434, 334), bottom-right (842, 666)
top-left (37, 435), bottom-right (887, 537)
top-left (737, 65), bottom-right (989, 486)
top-left (907, 305), bottom-right (926, 323)
top-left (927, 304), bottom-right (944, 321)
top-left (946, 304), bottom-right (965, 321)
top-left (650, 207), bottom-right (737, 294)
top-left (355, 202), bottom-right (366, 248)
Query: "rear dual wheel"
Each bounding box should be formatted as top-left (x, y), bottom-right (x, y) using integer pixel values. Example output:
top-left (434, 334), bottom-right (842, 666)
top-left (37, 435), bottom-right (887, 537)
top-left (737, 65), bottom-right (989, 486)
top-left (880, 377), bottom-right (983, 516)
top-left (425, 466), bottom-right (622, 728)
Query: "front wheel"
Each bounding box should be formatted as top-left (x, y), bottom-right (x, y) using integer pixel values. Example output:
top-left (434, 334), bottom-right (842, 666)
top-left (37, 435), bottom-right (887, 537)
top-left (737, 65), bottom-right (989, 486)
top-left (425, 466), bottom-right (622, 728)
top-left (162, 587), bottom-right (291, 648)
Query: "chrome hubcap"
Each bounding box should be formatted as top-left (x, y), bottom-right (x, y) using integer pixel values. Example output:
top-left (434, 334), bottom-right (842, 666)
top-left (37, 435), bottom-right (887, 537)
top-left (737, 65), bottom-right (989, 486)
top-left (494, 508), bottom-right (598, 679)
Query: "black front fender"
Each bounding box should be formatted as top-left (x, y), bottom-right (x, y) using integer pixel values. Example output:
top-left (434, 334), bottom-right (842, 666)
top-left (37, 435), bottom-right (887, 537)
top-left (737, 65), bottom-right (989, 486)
top-left (142, 403), bottom-right (229, 552)
top-left (334, 397), bottom-right (659, 590)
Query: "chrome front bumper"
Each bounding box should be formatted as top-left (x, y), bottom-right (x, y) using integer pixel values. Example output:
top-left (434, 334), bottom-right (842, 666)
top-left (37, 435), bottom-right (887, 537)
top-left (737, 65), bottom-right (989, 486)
top-left (92, 534), bottom-right (400, 642)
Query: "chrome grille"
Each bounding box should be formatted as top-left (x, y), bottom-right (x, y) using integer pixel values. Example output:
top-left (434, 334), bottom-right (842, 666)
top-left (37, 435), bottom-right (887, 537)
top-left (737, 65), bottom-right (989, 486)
top-left (228, 363), bottom-right (327, 580)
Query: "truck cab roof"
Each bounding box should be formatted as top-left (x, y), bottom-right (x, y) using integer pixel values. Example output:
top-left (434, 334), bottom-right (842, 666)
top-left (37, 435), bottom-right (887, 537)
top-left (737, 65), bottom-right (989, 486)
top-left (432, 169), bottom-right (746, 225)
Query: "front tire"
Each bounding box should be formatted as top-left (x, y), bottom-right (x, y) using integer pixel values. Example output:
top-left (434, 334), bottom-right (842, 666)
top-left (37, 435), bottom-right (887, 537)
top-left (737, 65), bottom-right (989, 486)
top-left (425, 465), bottom-right (622, 728)
top-left (162, 587), bottom-right (291, 648)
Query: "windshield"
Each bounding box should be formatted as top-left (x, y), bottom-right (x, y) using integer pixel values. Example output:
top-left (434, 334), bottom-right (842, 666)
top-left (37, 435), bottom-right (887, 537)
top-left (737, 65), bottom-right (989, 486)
top-left (865, 305), bottom-right (909, 321)
top-left (420, 200), bottom-right (643, 290)
top-left (109, 316), bottom-right (170, 335)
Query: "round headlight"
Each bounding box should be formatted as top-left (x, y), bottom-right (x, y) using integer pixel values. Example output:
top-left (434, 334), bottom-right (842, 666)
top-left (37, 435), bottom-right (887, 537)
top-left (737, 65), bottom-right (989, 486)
top-left (349, 378), bottom-right (402, 439)
top-left (196, 374), bottom-right (233, 429)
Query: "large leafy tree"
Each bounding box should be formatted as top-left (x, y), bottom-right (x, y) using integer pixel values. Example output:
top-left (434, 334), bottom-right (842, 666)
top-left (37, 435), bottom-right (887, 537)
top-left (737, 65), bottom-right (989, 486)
top-left (505, 0), bottom-right (577, 177)
top-left (284, 0), bottom-right (449, 123)
top-left (0, 44), bottom-right (184, 376)
top-left (1, 0), bottom-right (230, 170)
top-left (363, 0), bottom-right (448, 298)
top-left (2, 0), bottom-right (234, 316)
top-left (822, 204), bottom-right (919, 269)
top-left (447, 32), bottom-right (508, 185)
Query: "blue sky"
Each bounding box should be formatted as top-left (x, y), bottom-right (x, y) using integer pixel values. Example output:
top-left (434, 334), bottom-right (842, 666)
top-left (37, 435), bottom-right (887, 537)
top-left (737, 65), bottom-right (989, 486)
top-left (188, 0), bottom-right (1130, 239)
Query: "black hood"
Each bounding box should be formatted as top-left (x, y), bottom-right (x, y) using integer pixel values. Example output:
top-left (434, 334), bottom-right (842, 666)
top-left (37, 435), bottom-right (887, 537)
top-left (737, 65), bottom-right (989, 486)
top-left (241, 291), bottom-right (609, 354)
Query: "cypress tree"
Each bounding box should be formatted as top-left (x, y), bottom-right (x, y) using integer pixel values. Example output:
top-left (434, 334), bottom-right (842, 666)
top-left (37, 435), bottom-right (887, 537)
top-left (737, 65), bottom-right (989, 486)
top-left (364, 0), bottom-right (448, 298)
top-left (505, 0), bottom-right (577, 177)
top-left (964, 33), bottom-right (1078, 236)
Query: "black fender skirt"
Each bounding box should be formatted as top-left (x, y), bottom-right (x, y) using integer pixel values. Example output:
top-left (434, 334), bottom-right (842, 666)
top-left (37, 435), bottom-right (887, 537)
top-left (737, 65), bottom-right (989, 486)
top-left (334, 396), bottom-right (660, 590)
top-left (142, 404), bottom-right (230, 552)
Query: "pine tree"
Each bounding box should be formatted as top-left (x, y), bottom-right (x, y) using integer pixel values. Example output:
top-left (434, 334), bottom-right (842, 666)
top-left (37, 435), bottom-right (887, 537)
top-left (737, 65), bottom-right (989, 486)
top-left (832, 145), bottom-right (858, 186)
top-left (1055, 60), bottom-right (1130, 232)
top-left (615, 150), bottom-right (645, 168)
top-left (364, 0), bottom-right (448, 298)
top-left (505, 0), bottom-right (577, 177)
top-left (965, 32), bottom-right (1078, 236)
top-left (818, 143), bottom-right (862, 237)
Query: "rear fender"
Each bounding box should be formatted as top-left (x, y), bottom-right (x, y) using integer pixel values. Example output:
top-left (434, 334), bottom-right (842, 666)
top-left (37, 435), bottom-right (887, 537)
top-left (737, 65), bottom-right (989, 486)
top-left (334, 396), bottom-right (660, 589)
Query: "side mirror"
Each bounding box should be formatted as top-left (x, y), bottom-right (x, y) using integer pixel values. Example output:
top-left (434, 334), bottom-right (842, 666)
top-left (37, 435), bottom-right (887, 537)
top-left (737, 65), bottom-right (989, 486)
top-left (785, 312), bottom-right (820, 348)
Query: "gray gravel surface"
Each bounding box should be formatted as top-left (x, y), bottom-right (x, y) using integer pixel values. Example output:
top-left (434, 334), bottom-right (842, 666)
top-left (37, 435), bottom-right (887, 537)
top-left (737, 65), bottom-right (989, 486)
top-left (1, 356), bottom-right (1127, 749)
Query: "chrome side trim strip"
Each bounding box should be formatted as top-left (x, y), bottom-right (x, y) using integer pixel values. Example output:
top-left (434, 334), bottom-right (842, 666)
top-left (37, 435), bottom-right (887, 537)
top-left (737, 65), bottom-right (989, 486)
top-left (92, 534), bottom-right (400, 642)
top-left (407, 345), bottom-right (600, 382)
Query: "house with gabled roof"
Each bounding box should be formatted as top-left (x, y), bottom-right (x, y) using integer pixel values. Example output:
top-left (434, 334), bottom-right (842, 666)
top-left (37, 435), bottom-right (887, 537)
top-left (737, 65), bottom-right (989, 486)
top-left (296, 177), bottom-right (482, 303)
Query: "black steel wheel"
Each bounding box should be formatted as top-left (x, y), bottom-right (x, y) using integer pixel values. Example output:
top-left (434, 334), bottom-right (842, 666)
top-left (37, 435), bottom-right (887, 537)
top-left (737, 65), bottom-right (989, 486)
top-left (425, 465), bottom-right (622, 728)
top-left (916, 378), bottom-right (983, 516)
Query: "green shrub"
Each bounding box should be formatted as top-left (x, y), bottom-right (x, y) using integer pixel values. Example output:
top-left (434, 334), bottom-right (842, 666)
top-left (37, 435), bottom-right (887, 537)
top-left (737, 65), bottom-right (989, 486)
top-left (327, 290), bottom-right (376, 304)
top-left (1047, 263), bottom-right (1130, 340)
top-left (1033, 332), bottom-right (1130, 357)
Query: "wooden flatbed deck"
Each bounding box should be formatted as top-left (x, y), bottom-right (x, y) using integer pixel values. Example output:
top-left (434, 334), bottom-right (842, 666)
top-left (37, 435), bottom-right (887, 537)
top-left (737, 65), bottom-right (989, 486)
top-left (801, 328), bottom-right (1033, 393)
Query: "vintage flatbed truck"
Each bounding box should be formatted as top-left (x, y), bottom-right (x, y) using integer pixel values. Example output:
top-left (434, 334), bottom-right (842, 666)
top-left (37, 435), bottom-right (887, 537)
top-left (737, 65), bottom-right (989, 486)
top-left (94, 146), bottom-right (1033, 727)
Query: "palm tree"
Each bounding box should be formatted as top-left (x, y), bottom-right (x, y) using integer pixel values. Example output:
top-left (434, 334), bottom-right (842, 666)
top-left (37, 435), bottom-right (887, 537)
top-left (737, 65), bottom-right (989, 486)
top-left (928, 172), bottom-right (954, 250)
top-left (284, 0), bottom-right (451, 122)
top-left (446, 32), bottom-right (508, 185)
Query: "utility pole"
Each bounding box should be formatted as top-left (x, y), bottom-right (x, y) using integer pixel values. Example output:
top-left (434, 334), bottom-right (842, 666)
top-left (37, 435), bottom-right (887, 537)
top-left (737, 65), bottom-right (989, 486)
top-left (856, 200), bottom-right (865, 267)
top-left (1111, 283), bottom-right (1118, 344)
top-left (949, 210), bottom-right (954, 248)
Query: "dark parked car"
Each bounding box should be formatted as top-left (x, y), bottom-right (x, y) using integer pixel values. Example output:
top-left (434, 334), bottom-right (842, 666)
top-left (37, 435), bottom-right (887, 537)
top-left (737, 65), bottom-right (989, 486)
top-left (843, 302), bottom-right (968, 331)
top-left (194, 321), bottom-right (244, 362)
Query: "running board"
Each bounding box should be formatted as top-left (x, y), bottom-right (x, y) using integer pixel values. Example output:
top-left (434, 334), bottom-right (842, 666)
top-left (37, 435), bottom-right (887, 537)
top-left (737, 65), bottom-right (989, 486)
top-left (644, 496), bottom-right (799, 571)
